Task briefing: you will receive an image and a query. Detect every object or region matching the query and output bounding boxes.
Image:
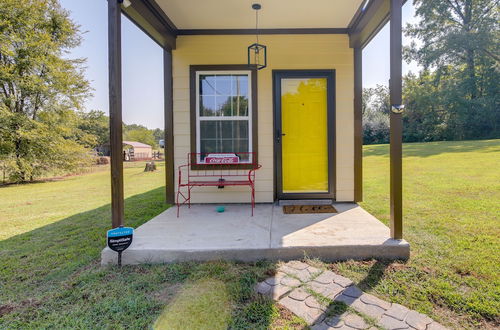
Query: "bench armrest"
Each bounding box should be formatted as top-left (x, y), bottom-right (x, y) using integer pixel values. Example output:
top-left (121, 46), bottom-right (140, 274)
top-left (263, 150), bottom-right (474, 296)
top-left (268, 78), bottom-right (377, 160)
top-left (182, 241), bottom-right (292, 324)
top-left (178, 164), bottom-right (190, 185)
top-left (248, 164), bottom-right (262, 183)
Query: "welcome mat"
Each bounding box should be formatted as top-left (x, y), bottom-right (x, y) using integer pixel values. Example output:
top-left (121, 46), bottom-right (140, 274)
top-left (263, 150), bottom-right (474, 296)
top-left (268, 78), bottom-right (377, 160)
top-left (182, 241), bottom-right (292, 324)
top-left (283, 205), bottom-right (337, 214)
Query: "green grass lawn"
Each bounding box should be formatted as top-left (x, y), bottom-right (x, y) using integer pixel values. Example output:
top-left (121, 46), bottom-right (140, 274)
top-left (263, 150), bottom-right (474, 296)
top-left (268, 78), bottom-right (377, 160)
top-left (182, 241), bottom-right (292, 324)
top-left (1, 140), bottom-right (499, 329)
top-left (348, 139), bottom-right (500, 329)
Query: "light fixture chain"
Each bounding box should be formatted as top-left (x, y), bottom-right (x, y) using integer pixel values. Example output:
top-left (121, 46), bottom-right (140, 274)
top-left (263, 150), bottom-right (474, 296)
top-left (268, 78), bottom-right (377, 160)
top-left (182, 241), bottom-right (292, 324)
top-left (255, 9), bottom-right (259, 44)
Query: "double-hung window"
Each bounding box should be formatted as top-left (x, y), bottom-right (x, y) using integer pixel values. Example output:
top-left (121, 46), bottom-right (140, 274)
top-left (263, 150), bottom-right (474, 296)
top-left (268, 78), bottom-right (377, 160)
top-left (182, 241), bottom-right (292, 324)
top-left (191, 65), bottom-right (257, 166)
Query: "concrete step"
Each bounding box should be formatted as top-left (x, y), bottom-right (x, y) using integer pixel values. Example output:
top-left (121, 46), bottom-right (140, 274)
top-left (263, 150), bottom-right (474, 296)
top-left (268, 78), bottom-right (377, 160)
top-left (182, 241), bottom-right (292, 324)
top-left (101, 204), bottom-right (410, 266)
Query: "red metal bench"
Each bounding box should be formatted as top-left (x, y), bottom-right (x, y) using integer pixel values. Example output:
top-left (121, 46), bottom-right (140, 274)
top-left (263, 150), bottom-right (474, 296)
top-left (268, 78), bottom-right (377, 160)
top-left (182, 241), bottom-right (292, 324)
top-left (176, 152), bottom-right (261, 217)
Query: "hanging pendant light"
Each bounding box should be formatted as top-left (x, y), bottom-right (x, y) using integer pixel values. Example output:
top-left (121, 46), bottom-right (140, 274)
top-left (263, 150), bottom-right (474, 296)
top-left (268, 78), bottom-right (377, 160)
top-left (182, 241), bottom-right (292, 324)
top-left (248, 3), bottom-right (267, 70)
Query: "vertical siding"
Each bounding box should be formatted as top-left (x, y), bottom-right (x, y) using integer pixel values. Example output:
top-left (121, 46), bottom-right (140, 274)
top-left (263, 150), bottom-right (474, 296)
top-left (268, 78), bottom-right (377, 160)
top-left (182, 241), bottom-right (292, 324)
top-left (172, 34), bottom-right (354, 203)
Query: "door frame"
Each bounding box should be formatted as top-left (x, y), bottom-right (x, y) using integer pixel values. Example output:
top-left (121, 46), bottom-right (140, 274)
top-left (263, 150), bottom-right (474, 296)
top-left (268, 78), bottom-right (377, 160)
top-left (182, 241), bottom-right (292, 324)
top-left (273, 69), bottom-right (336, 200)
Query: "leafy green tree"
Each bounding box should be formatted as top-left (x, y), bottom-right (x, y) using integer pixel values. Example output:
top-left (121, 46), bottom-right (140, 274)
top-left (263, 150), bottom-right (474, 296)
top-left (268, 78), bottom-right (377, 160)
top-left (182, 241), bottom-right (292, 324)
top-left (152, 128), bottom-right (164, 144)
top-left (406, 0), bottom-right (498, 98)
top-left (363, 85), bottom-right (390, 144)
top-left (405, 0), bottom-right (499, 140)
top-left (402, 72), bottom-right (448, 142)
top-left (78, 110), bottom-right (109, 147)
top-left (0, 0), bottom-right (91, 182)
top-left (123, 124), bottom-right (157, 148)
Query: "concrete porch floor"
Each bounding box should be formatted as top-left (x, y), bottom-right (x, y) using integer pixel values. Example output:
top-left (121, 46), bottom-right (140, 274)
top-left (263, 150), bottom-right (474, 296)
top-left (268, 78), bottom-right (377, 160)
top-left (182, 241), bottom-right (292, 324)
top-left (101, 203), bottom-right (410, 265)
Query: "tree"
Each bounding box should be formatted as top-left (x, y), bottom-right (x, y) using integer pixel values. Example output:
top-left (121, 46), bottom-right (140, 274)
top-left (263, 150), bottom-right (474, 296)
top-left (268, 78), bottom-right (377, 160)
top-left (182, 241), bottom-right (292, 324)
top-left (78, 110), bottom-right (109, 148)
top-left (123, 124), bottom-right (157, 148)
top-left (0, 0), bottom-right (91, 182)
top-left (406, 0), bottom-right (499, 97)
top-left (152, 128), bottom-right (164, 144)
top-left (405, 0), bottom-right (500, 140)
top-left (402, 72), bottom-right (448, 142)
top-left (362, 85), bottom-right (390, 144)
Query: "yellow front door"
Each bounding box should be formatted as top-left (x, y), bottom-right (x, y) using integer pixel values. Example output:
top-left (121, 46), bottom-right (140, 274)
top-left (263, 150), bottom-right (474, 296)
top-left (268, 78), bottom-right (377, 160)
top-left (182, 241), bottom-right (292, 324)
top-left (281, 78), bottom-right (329, 193)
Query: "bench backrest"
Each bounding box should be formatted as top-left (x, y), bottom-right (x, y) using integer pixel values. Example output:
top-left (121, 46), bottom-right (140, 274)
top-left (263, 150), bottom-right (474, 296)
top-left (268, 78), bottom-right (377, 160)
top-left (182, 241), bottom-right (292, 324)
top-left (185, 152), bottom-right (258, 180)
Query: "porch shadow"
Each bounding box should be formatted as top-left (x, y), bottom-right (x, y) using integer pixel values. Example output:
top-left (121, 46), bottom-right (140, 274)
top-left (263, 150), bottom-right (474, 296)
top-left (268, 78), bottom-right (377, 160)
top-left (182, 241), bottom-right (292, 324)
top-left (314, 259), bottom-right (409, 327)
top-left (0, 187), bottom-right (168, 302)
top-left (356, 260), bottom-right (392, 292)
top-left (0, 187), bottom-right (282, 328)
top-left (265, 260), bottom-right (403, 328)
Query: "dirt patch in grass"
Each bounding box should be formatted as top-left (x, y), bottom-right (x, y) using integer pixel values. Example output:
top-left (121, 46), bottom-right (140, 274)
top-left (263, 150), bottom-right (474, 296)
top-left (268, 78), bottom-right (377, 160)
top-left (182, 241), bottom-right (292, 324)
top-left (0, 298), bottom-right (41, 317)
top-left (432, 303), bottom-right (500, 330)
top-left (0, 304), bottom-right (16, 317)
top-left (264, 267), bottom-right (277, 277)
top-left (386, 262), bottom-right (410, 272)
top-left (453, 266), bottom-right (483, 279)
top-left (150, 282), bottom-right (184, 304)
top-left (63, 260), bottom-right (101, 286)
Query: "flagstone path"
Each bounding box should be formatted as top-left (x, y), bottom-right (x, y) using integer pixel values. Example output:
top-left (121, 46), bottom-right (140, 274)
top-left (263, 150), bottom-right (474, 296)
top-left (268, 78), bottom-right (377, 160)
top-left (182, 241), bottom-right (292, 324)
top-left (255, 261), bottom-right (447, 330)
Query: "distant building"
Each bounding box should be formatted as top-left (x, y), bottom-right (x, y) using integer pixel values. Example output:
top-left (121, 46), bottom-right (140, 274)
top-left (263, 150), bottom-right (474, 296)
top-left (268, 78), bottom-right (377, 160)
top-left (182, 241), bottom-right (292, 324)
top-left (96, 141), bottom-right (152, 161)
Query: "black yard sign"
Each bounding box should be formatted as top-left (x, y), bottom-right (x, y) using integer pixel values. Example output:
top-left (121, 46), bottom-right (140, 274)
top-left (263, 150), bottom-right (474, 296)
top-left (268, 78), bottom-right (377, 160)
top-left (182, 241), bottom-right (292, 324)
top-left (107, 226), bottom-right (134, 266)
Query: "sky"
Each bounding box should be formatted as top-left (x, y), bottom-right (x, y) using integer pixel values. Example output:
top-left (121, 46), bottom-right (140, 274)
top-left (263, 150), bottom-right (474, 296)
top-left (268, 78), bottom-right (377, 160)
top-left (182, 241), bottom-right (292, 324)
top-left (59, 0), bottom-right (420, 129)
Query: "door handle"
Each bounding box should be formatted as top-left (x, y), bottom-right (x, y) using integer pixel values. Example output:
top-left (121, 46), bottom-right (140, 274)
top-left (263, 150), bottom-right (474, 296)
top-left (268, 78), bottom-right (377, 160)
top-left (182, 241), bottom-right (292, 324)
top-left (276, 130), bottom-right (286, 144)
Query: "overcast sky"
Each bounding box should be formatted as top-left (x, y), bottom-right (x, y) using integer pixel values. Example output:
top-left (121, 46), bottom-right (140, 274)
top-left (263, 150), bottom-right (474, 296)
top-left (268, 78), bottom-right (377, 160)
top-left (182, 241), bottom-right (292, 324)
top-left (60, 0), bottom-right (419, 129)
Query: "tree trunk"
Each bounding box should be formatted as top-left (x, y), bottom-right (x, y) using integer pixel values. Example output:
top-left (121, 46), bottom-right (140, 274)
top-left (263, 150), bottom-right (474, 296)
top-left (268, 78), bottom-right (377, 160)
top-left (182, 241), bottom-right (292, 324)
top-left (12, 119), bottom-right (26, 182)
top-left (463, 0), bottom-right (477, 100)
top-left (15, 140), bottom-right (25, 182)
top-left (466, 48), bottom-right (477, 99)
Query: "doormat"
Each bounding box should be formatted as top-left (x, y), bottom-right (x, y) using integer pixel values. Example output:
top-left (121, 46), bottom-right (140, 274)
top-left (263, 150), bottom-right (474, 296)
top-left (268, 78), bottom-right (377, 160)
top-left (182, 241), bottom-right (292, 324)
top-left (283, 205), bottom-right (337, 214)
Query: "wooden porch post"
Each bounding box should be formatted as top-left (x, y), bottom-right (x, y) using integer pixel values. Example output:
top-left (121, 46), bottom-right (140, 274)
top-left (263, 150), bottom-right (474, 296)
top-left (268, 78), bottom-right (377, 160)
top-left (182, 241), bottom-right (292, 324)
top-left (164, 49), bottom-right (175, 204)
top-left (108, 0), bottom-right (124, 228)
top-left (354, 47), bottom-right (363, 202)
top-left (389, 0), bottom-right (403, 239)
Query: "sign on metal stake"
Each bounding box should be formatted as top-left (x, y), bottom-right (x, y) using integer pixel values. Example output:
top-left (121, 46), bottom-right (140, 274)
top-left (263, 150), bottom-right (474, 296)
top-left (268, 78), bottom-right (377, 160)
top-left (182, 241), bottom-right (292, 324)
top-left (107, 226), bottom-right (134, 266)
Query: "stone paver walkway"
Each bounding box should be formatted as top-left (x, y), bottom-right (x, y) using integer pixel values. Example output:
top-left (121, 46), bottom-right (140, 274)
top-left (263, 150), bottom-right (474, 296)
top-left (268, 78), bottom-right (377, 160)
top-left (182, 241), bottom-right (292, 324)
top-left (255, 261), bottom-right (447, 330)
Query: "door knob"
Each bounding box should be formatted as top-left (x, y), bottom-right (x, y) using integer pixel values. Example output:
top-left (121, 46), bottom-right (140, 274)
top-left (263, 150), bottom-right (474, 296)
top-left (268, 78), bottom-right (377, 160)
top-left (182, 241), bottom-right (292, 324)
top-left (276, 130), bottom-right (286, 144)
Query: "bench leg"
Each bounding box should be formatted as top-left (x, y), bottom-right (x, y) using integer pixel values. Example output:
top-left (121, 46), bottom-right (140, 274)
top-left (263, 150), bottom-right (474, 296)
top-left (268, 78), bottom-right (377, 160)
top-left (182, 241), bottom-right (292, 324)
top-left (177, 185), bottom-right (192, 217)
top-left (251, 184), bottom-right (255, 216)
top-left (176, 188), bottom-right (181, 218)
top-left (175, 188), bottom-right (181, 218)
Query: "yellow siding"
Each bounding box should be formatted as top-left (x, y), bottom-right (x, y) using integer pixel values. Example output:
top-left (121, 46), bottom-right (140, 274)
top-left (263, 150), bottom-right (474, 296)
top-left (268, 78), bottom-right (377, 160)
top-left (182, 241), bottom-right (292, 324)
top-left (172, 34), bottom-right (354, 203)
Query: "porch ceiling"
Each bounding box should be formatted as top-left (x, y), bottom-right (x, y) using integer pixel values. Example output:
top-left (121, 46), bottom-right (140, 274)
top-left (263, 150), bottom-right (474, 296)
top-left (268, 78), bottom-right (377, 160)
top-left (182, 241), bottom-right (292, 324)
top-left (154, 0), bottom-right (364, 29)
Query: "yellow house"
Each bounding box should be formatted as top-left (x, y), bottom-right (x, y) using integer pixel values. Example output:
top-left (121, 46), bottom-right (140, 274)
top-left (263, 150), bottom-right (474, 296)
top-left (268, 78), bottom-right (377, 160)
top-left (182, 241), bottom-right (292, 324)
top-left (105, 0), bottom-right (406, 259)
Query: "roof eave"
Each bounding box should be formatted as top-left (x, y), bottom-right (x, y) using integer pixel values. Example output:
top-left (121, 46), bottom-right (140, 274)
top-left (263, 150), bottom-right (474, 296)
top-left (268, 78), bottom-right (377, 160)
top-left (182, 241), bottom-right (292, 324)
top-left (121, 0), bottom-right (177, 50)
top-left (348, 0), bottom-right (407, 49)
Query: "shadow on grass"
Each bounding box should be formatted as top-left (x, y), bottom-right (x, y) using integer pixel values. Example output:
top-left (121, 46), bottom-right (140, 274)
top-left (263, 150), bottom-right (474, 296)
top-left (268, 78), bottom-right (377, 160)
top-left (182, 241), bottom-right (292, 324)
top-left (153, 262), bottom-right (279, 330)
top-left (0, 186), bottom-right (278, 328)
top-left (363, 139), bottom-right (500, 158)
top-left (356, 260), bottom-right (391, 292)
top-left (0, 187), bottom-right (168, 302)
top-left (0, 166), bottom-right (111, 187)
top-left (311, 260), bottom-right (400, 327)
top-left (0, 183), bottom-right (402, 328)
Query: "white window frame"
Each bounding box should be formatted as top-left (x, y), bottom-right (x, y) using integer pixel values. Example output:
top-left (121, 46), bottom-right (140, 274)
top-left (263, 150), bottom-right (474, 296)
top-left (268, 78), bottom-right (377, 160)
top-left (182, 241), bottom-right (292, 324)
top-left (195, 70), bottom-right (253, 163)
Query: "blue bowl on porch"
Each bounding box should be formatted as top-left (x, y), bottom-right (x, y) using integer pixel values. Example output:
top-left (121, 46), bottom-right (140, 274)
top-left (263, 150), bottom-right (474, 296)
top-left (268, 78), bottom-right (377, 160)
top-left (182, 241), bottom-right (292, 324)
top-left (216, 206), bottom-right (225, 213)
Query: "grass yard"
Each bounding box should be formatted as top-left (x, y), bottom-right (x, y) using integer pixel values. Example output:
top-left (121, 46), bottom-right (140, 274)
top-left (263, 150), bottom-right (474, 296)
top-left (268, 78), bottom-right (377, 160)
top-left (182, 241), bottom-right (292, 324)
top-left (0, 140), bottom-right (499, 329)
top-left (348, 139), bottom-right (500, 329)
